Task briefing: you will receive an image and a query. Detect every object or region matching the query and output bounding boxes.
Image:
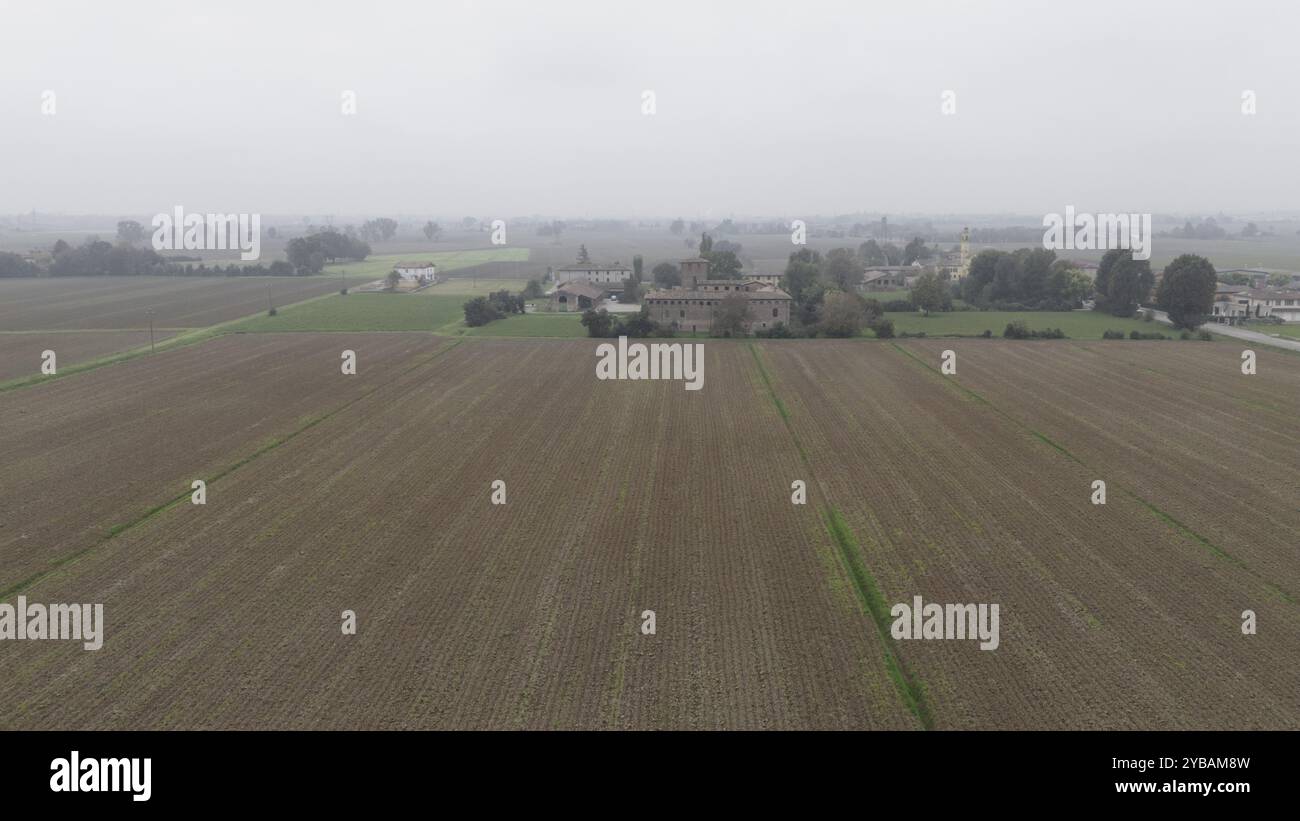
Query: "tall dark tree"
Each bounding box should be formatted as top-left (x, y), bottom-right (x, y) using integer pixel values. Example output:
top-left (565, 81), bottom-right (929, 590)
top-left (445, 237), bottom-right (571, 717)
top-left (1157, 254), bottom-right (1217, 329)
top-left (652, 262), bottom-right (681, 288)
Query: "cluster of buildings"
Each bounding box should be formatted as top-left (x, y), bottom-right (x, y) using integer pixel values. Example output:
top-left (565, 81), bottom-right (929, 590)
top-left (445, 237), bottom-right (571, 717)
top-left (546, 256), bottom-right (792, 334)
top-left (393, 261), bottom-right (437, 284)
top-left (1209, 283), bottom-right (1300, 324)
top-left (860, 227), bottom-right (972, 291)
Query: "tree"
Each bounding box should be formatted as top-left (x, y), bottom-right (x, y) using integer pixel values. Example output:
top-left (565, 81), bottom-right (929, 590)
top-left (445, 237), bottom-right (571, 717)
top-left (903, 236), bottom-right (933, 265)
top-left (704, 249), bottom-right (742, 278)
top-left (577, 244), bottom-right (591, 264)
top-left (824, 248), bottom-right (863, 291)
top-left (858, 239), bottom-right (887, 266)
top-left (1241, 222), bottom-right (1259, 238)
top-left (652, 262), bottom-right (681, 288)
top-left (1158, 254), bottom-right (1217, 329)
top-left (1045, 264), bottom-right (1093, 308)
top-left (621, 278), bottom-right (642, 304)
top-left (632, 254), bottom-right (643, 281)
top-left (522, 279), bottom-right (544, 299)
top-left (819, 290), bottom-right (867, 337)
top-left (116, 220), bottom-right (145, 245)
top-left (463, 296), bottom-right (503, 327)
top-left (422, 221), bottom-right (441, 242)
top-left (962, 249), bottom-right (1004, 303)
top-left (698, 232), bottom-right (713, 255)
top-left (1094, 248), bottom-right (1127, 309)
top-left (1104, 252), bottom-right (1154, 317)
top-left (670, 219), bottom-right (685, 235)
top-left (711, 293), bottom-right (753, 337)
top-left (385, 270), bottom-right (401, 291)
top-left (580, 308), bottom-right (615, 338)
top-left (870, 317), bottom-right (895, 339)
top-left (910, 271), bottom-right (949, 314)
top-left (361, 218), bottom-right (398, 242)
top-left (782, 248), bottom-right (822, 305)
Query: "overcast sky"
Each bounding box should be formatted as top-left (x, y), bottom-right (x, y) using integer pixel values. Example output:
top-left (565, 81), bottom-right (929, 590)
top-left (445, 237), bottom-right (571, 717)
top-left (1, 0), bottom-right (1297, 218)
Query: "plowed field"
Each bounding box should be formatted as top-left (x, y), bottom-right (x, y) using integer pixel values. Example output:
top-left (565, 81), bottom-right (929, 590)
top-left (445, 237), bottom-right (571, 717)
top-left (0, 336), bottom-right (1295, 729)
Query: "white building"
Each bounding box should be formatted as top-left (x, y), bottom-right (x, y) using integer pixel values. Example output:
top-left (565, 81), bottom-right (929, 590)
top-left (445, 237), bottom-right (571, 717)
top-left (553, 262), bottom-right (633, 287)
top-left (394, 261), bottom-right (437, 282)
top-left (1242, 288), bottom-right (1300, 323)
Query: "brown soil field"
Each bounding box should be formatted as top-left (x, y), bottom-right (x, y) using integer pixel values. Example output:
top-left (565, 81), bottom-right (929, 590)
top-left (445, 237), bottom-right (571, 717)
top-left (0, 333), bottom-right (452, 597)
top-left (754, 340), bottom-right (1300, 729)
top-left (0, 339), bottom-right (914, 730)
top-left (0, 337), bottom-right (1295, 730)
top-left (902, 340), bottom-right (1300, 598)
top-left (0, 330), bottom-right (178, 383)
top-left (0, 276), bottom-right (368, 331)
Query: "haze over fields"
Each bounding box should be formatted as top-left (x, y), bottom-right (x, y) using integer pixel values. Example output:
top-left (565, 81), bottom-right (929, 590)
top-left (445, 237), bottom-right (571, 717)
top-left (2, 0), bottom-right (1300, 216)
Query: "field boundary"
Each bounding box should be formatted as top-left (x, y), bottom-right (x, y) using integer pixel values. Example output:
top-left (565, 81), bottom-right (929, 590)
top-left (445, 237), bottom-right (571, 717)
top-left (0, 338), bottom-right (464, 602)
top-left (748, 343), bottom-right (933, 729)
top-left (0, 287), bottom-right (353, 394)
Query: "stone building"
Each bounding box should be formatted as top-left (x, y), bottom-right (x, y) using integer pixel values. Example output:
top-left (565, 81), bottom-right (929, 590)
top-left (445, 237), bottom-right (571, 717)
top-left (645, 279), bottom-right (791, 335)
top-left (548, 281), bottom-right (609, 312)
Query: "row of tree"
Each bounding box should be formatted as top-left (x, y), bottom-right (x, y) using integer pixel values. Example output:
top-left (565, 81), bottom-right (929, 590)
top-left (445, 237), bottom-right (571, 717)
top-left (0, 238), bottom-right (310, 278)
top-left (960, 249), bottom-right (1093, 311)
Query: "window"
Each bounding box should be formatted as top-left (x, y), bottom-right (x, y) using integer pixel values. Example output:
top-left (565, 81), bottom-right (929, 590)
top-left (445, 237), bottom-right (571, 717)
top-left (679, 310), bottom-right (685, 318)
top-left (772, 308), bottom-right (779, 317)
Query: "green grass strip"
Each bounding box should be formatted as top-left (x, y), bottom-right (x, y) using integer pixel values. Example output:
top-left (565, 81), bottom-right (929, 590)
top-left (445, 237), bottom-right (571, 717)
top-left (748, 342), bottom-right (933, 729)
top-left (823, 506), bottom-right (934, 729)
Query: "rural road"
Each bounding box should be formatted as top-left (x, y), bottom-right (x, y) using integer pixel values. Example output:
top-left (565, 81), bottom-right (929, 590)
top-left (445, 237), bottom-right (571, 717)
top-left (1151, 310), bottom-right (1300, 353)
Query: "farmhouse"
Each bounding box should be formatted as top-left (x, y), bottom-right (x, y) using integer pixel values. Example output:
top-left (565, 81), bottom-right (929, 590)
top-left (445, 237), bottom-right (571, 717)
top-left (1242, 288), bottom-right (1300, 323)
top-left (645, 280), bottom-right (791, 335)
top-left (860, 266), bottom-right (917, 290)
top-left (1208, 284), bottom-right (1251, 322)
top-left (394, 261), bottom-right (437, 283)
top-left (554, 261), bottom-right (633, 287)
top-left (549, 281), bottom-right (609, 312)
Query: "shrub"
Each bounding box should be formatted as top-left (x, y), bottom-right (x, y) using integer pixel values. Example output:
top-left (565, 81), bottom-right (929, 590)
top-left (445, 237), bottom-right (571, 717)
top-left (1129, 330), bottom-right (1167, 340)
top-left (980, 329), bottom-right (993, 338)
top-left (267, 307), bottom-right (277, 317)
top-left (1003, 321), bottom-right (1031, 339)
top-left (1102, 330), bottom-right (1125, 339)
top-left (1197, 329), bottom-right (1213, 341)
top-left (870, 318), bottom-right (895, 339)
top-left (883, 299), bottom-right (915, 312)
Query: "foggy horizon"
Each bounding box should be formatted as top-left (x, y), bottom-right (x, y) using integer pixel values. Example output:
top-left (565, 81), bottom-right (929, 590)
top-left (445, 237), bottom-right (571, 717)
top-left (4, 0), bottom-right (1299, 217)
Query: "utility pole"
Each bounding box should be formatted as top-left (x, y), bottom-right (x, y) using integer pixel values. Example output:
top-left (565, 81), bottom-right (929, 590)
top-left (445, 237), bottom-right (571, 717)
top-left (148, 309), bottom-right (155, 353)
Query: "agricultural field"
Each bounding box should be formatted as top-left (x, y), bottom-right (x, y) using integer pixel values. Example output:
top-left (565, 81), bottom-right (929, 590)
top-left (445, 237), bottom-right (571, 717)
top-left (880, 310), bottom-right (1201, 339)
top-left (0, 333), bottom-right (1295, 730)
top-left (322, 248), bottom-right (531, 281)
top-left (225, 292), bottom-right (465, 333)
top-left (0, 275), bottom-right (371, 331)
top-left (464, 312), bottom-right (589, 338)
top-left (0, 329), bottom-right (176, 384)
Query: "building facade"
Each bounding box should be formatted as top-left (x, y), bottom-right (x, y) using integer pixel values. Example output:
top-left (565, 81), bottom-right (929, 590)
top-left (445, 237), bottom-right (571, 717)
top-left (554, 262), bottom-right (633, 287)
top-left (645, 280), bottom-right (791, 335)
top-left (394, 262), bottom-right (437, 282)
top-left (548, 282), bottom-right (608, 312)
